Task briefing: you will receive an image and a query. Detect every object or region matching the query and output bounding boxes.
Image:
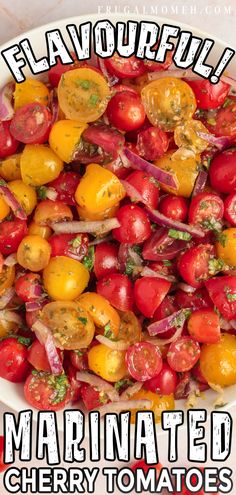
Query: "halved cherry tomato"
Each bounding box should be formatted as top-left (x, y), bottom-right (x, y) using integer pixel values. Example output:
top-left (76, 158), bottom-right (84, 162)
top-left (211, 101), bottom-right (236, 139)
top-left (159, 195), bottom-right (188, 222)
top-left (0, 196), bottom-right (10, 221)
top-left (80, 384), bottom-right (108, 411)
top-left (28, 221), bottom-right (52, 239)
top-left (131, 460), bottom-right (163, 475)
top-left (175, 288), bottom-right (213, 311)
top-left (107, 92), bottom-right (146, 132)
top-left (187, 308), bottom-right (221, 343)
top-left (10, 103), bottom-right (52, 144)
top-left (142, 227), bottom-right (185, 261)
top-left (78, 292), bottom-right (120, 339)
top-left (209, 148), bottom-right (236, 194)
top-left (200, 333), bottom-right (236, 387)
top-left (88, 343), bottom-right (127, 382)
top-left (125, 342), bottom-right (163, 381)
top-left (145, 362), bottom-right (177, 395)
top-left (48, 55), bottom-right (77, 87)
top-left (14, 79), bottom-right (49, 110)
top-left (34, 200), bottom-right (73, 225)
top-left (134, 277), bottom-right (171, 318)
top-left (205, 275), bottom-right (236, 321)
top-left (155, 150), bottom-right (200, 198)
top-left (144, 48), bottom-right (172, 72)
top-left (178, 244), bottom-right (215, 289)
top-left (167, 336), bottom-right (200, 372)
top-left (216, 228), bottom-right (236, 267)
top-left (105, 54), bottom-right (145, 79)
top-left (17, 235), bottom-right (51, 272)
top-left (126, 170), bottom-right (160, 209)
top-left (8, 180), bottom-right (37, 216)
top-left (64, 360), bottom-right (81, 402)
top-left (188, 192), bottom-right (224, 229)
top-left (186, 79), bottom-right (230, 110)
top-left (48, 233), bottom-right (88, 261)
top-left (137, 126), bottom-right (169, 161)
top-left (49, 120), bottom-right (87, 163)
top-left (0, 121), bottom-right (19, 158)
top-left (27, 339), bottom-right (63, 372)
top-left (82, 124), bottom-right (125, 158)
top-left (0, 337), bottom-right (30, 382)
top-left (15, 273), bottom-right (42, 302)
top-left (174, 119), bottom-right (210, 153)
top-left (24, 371), bottom-right (71, 411)
top-left (113, 204), bottom-right (151, 245)
top-left (94, 242), bottom-right (119, 280)
top-left (97, 274), bottom-right (134, 311)
top-left (117, 311), bottom-right (141, 344)
top-left (43, 256), bottom-right (89, 301)
top-left (0, 153), bottom-right (21, 181)
top-left (224, 193), bottom-right (236, 226)
top-left (20, 144), bottom-right (63, 187)
top-left (70, 349), bottom-right (88, 371)
top-left (48, 171), bottom-right (80, 206)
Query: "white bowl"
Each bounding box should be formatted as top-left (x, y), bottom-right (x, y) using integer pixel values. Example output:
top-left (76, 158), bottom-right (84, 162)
top-left (0, 13), bottom-right (235, 432)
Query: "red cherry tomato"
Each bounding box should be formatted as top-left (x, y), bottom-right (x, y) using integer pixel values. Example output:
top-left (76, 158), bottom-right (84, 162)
top-left (209, 148), bottom-right (236, 194)
top-left (105, 54), bottom-right (145, 79)
top-left (113, 204), bottom-right (151, 245)
top-left (24, 371), bottom-right (71, 411)
top-left (224, 193), bottom-right (236, 226)
top-left (0, 437), bottom-right (8, 473)
top-left (112, 84), bottom-right (139, 96)
top-left (205, 275), bottom-right (236, 320)
top-left (144, 49), bottom-right (172, 72)
top-left (178, 244), bottom-right (215, 289)
top-left (126, 170), bottom-right (160, 209)
top-left (10, 103), bottom-right (52, 144)
top-left (153, 295), bottom-right (176, 320)
top-left (192, 362), bottom-right (208, 385)
top-left (107, 92), bottom-right (146, 132)
top-left (70, 350), bottom-right (88, 371)
top-left (188, 192), bottom-right (224, 229)
top-left (212, 102), bottom-right (236, 139)
top-left (49, 171), bottom-right (80, 206)
top-left (15, 273), bottom-right (42, 302)
top-left (125, 342), bottom-right (163, 381)
top-left (48, 233), bottom-right (88, 261)
top-left (94, 242), bottom-right (119, 280)
top-left (186, 79), bottom-right (230, 109)
top-left (187, 308), bottom-right (221, 344)
top-left (0, 121), bottom-right (19, 158)
top-left (174, 371), bottom-right (191, 399)
top-left (80, 384), bottom-right (108, 411)
top-left (0, 337), bottom-right (30, 382)
top-left (28, 339), bottom-right (63, 372)
top-left (137, 126), bottom-right (169, 161)
top-left (0, 219), bottom-right (28, 256)
top-left (175, 288), bottom-right (213, 311)
top-left (167, 336), bottom-right (200, 372)
top-left (134, 276), bottom-right (171, 318)
top-left (145, 362), bottom-right (177, 395)
top-left (97, 273), bottom-right (134, 311)
top-left (159, 195), bottom-right (188, 222)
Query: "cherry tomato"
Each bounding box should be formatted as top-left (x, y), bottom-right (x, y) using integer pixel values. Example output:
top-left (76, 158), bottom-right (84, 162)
top-left (175, 288), bottom-right (213, 311)
top-left (97, 274), bottom-right (134, 311)
top-left (88, 343), bottom-right (127, 382)
top-left (216, 228), bottom-right (236, 267)
top-left (134, 277), bottom-right (171, 318)
top-left (144, 49), bottom-right (172, 72)
top-left (186, 79), bottom-right (230, 110)
top-left (14, 79), bottom-right (49, 110)
top-left (43, 256), bottom-right (89, 301)
top-left (187, 308), bottom-right (221, 344)
top-left (0, 153), bottom-right (21, 181)
top-left (155, 150), bottom-right (200, 198)
top-left (153, 294), bottom-right (176, 320)
top-left (0, 265), bottom-right (15, 296)
top-left (113, 204), bottom-right (151, 245)
top-left (17, 235), bottom-right (51, 272)
top-left (70, 349), bottom-right (88, 371)
top-left (200, 333), bottom-right (236, 387)
top-left (188, 192), bottom-right (224, 230)
top-left (28, 222), bottom-right (52, 239)
top-left (205, 275), bottom-right (236, 321)
top-left (105, 54), bottom-right (145, 79)
top-left (0, 196), bottom-right (10, 221)
top-left (20, 144), bottom-right (63, 187)
top-left (112, 84), bottom-right (139, 96)
top-left (10, 103), bottom-right (52, 144)
top-left (117, 311), bottom-right (141, 344)
top-left (159, 195), bottom-right (188, 222)
top-left (49, 172), bottom-right (80, 206)
top-left (24, 371), bottom-right (71, 411)
top-left (82, 124), bottom-right (125, 158)
top-left (78, 292), bottom-right (120, 339)
top-left (0, 437), bottom-right (7, 473)
top-left (126, 342), bottom-right (162, 381)
top-left (107, 92), bottom-right (146, 132)
top-left (224, 193), bottom-right (236, 226)
top-left (211, 102), bottom-right (236, 139)
top-left (126, 170), bottom-right (160, 209)
top-left (209, 148), bottom-right (236, 194)
top-left (136, 126), bottom-right (169, 161)
top-left (0, 337), bottom-right (30, 382)
top-left (94, 242), bottom-right (119, 280)
top-left (8, 180), bottom-right (37, 216)
top-left (0, 121), bottom-right (19, 158)
top-left (28, 339), bottom-right (63, 373)
top-left (48, 233), bottom-right (88, 261)
top-left (178, 244), bottom-right (215, 289)
top-left (80, 384), bottom-right (108, 411)
top-left (174, 119), bottom-right (210, 153)
top-left (145, 362), bottom-right (177, 395)
top-left (130, 389), bottom-right (174, 423)
top-left (34, 199), bottom-right (73, 226)
top-left (167, 336), bottom-right (200, 372)
top-left (15, 273), bottom-right (42, 302)
top-left (49, 120), bottom-right (87, 163)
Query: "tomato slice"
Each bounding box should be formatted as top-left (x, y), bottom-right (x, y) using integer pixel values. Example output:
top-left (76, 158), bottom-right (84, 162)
top-left (80, 384), bottom-right (108, 411)
top-left (28, 339), bottom-right (63, 372)
top-left (0, 121), bottom-right (19, 158)
top-left (10, 103), bottom-right (52, 144)
top-left (167, 336), bottom-right (200, 372)
top-left (174, 288), bottom-right (213, 311)
top-left (105, 54), bottom-right (146, 79)
top-left (126, 342), bottom-right (163, 381)
top-left (187, 308), bottom-right (221, 344)
top-left (24, 371), bottom-right (71, 411)
top-left (0, 437), bottom-right (8, 473)
top-left (205, 275), bottom-right (236, 320)
top-left (134, 276), bottom-right (171, 318)
top-left (178, 244), bottom-right (215, 289)
top-left (126, 170), bottom-right (160, 209)
top-left (188, 192), bottom-right (224, 230)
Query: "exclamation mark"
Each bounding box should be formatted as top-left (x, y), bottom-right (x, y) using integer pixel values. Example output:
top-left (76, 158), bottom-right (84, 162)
top-left (210, 47), bottom-right (235, 84)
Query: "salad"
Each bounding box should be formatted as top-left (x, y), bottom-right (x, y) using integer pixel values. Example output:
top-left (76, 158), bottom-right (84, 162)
top-left (0, 49), bottom-right (236, 419)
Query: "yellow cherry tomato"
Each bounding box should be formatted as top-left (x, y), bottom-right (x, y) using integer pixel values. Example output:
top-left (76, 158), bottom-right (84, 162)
top-left (0, 266), bottom-right (15, 296)
top-left (49, 120), bottom-right (88, 163)
top-left (58, 67), bottom-right (110, 123)
top-left (130, 390), bottom-right (175, 423)
top-left (41, 301), bottom-right (95, 350)
top-left (0, 154), bottom-right (22, 181)
top-left (14, 79), bottom-right (49, 110)
top-left (20, 145), bottom-right (63, 187)
top-left (0, 196), bottom-right (10, 220)
top-left (155, 150), bottom-right (200, 198)
top-left (200, 334), bottom-right (236, 387)
top-left (0, 320), bottom-right (18, 339)
top-left (34, 200), bottom-right (73, 226)
top-left (75, 163), bottom-right (125, 214)
top-left (88, 344), bottom-right (127, 382)
top-left (174, 120), bottom-right (210, 153)
top-left (141, 77), bottom-right (197, 131)
top-left (78, 292), bottom-right (120, 339)
top-left (28, 221), bottom-right (52, 239)
top-left (117, 311), bottom-right (142, 344)
top-left (17, 235), bottom-right (51, 272)
top-left (216, 228), bottom-right (236, 267)
top-left (77, 203), bottom-right (119, 221)
top-left (8, 180), bottom-right (37, 215)
top-left (43, 256), bottom-right (89, 301)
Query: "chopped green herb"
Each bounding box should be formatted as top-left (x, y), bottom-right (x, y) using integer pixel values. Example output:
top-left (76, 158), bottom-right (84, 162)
top-left (104, 322), bottom-right (112, 338)
top-left (163, 260), bottom-right (172, 266)
top-left (78, 317), bottom-right (88, 325)
top-left (226, 293), bottom-right (236, 302)
top-left (223, 98), bottom-right (234, 108)
top-left (201, 218), bottom-right (222, 232)
top-left (114, 379), bottom-right (133, 391)
top-left (70, 236), bottom-right (82, 248)
top-left (82, 246), bottom-right (94, 271)
top-left (208, 258), bottom-right (226, 275)
top-left (89, 94), bottom-right (99, 106)
top-left (149, 177), bottom-right (159, 187)
top-left (77, 79), bottom-right (91, 90)
top-left (216, 231), bottom-right (227, 247)
top-left (17, 336), bottom-right (32, 347)
top-left (37, 186), bottom-right (47, 200)
top-left (125, 259), bottom-right (135, 276)
top-left (168, 229), bottom-right (192, 241)
top-left (75, 350), bottom-right (83, 357)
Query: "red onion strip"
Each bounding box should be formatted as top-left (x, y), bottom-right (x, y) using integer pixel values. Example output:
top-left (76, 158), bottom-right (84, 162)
top-left (44, 334), bottom-right (64, 375)
top-left (96, 334), bottom-right (130, 351)
top-left (147, 308), bottom-right (191, 337)
top-left (0, 82), bottom-right (15, 121)
top-left (146, 208), bottom-right (205, 238)
top-left (124, 148), bottom-right (178, 189)
top-left (4, 253), bottom-right (17, 267)
top-left (192, 170), bottom-right (208, 197)
top-left (140, 266), bottom-right (176, 282)
top-left (0, 310), bottom-right (22, 325)
top-left (196, 132), bottom-right (232, 151)
top-left (120, 382), bottom-right (143, 400)
top-left (25, 301), bottom-right (44, 312)
top-left (0, 288), bottom-right (15, 310)
top-left (52, 218), bottom-right (120, 234)
top-left (0, 181), bottom-right (27, 220)
top-left (76, 371), bottom-right (119, 402)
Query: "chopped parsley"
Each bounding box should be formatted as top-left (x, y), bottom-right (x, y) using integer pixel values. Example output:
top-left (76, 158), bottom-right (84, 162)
top-left (216, 232), bottom-right (227, 247)
top-left (70, 236), bottom-right (82, 248)
top-left (163, 260), bottom-right (172, 266)
top-left (82, 246), bottom-right (94, 271)
top-left (37, 186), bottom-right (47, 200)
top-left (89, 94), bottom-right (99, 106)
top-left (114, 379), bottom-right (133, 391)
top-left (208, 258), bottom-right (226, 275)
top-left (201, 218), bottom-right (222, 232)
top-left (168, 229), bottom-right (192, 241)
top-left (78, 317), bottom-right (88, 325)
top-left (104, 322), bottom-right (112, 338)
top-left (125, 259), bottom-right (135, 276)
top-left (226, 293), bottom-right (236, 302)
top-left (77, 79), bottom-right (91, 90)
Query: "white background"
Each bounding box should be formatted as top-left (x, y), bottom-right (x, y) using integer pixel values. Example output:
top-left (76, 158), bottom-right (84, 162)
top-left (0, 0), bottom-right (235, 493)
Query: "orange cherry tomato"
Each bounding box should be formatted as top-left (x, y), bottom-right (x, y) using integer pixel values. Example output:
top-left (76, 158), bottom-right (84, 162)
top-left (155, 150), bottom-right (200, 198)
top-left (17, 235), bottom-right (51, 272)
top-left (14, 79), bottom-right (49, 110)
top-left (8, 180), bottom-right (37, 215)
top-left (88, 343), bottom-right (127, 382)
top-left (200, 333), bottom-right (236, 387)
top-left (0, 266), bottom-right (15, 296)
top-left (49, 120), bottom-right (88, 163)
top-left (34, 200), bottom-right (73, 226)
top-left (0, 154), bottom-right (22, 181)
top-left (216, 228), bottom-right (236, 267)
top-left (28, 221), bottom-right (52, 239)
top-left (43, 256), bottom-right (89, 301)
top-left (0, 196), bottom-right (10, 221)
top-left (78, 292), bottom-right (120, 339)
top-left (130, 389), bottom-right (175, 423)
top-left (20, 144), bottom-right (63, 187)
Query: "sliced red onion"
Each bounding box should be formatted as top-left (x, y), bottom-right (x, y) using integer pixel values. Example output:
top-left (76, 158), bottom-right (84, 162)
top-left (0, 310), bottom-right (22, 325)
top-left (119, 150), bottom-right (133, 169)
top-left (147, 308), bottom-right (190, 337)
top-left (192, 170), bottom-right (208, 197)
top-left (174, 372), bottom-right (191, 400)
top-left (176, 283), bottom-right (196, 293)
top-left (142, 228), bottom-right (186, 261)
top-left (89, 235), bottom-right (113, 246)
top-left (120, 382), bottom-right (143, 400)
top-left (146, 325), bottom-right (183, 346)
top-left (0, 82), bottom-right (15, 121)
top-left (0, 180), bottom-right (27, 220)
top-left (146, 208), bottom-right (205, 238)
top-left (76, 371), bottom-right (119, 402)
top-left (45, 334), bottom-right (64, 375)
top-left (98, 399), bottom-right (152, 417)
top-left (219, 317), bottom-right (232, 330)
top-left (32, 319), bottom-right (52, 344)
top-left (196, 131), bottom-right (232, 151)
top-left (0, 288), bottom-right (15, 310)
top-left (52, 218), bottom-right (120, 235)
top-left (140, 266), bottom-right (176, 282)
top-left (96, 334), bottom-right (130, 351)
top-left (25, 300), bottom-right (44, 312)
top-left (4, 253), bottom-right (17, 267)
top-left (147, 69), bottom-right (201, 81)
top-left (97, 58), bottom-right (119, 87)
top-left (121, 179), bottom-right (148, 205)
top-left (124, 148), bottom-right (177, 189)
top-left (118, 243), bottom-right (143, 273)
